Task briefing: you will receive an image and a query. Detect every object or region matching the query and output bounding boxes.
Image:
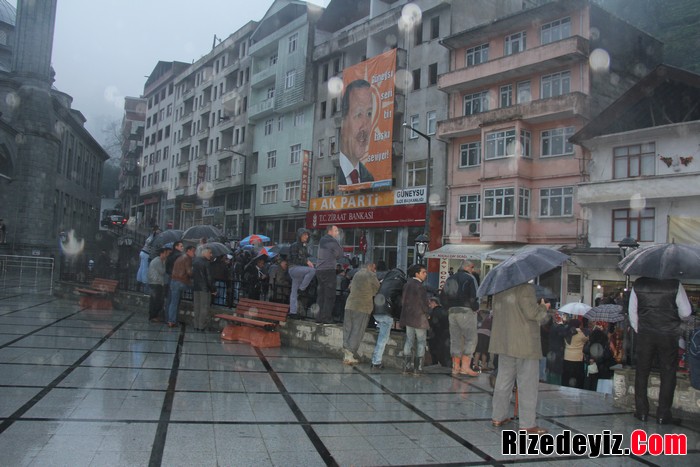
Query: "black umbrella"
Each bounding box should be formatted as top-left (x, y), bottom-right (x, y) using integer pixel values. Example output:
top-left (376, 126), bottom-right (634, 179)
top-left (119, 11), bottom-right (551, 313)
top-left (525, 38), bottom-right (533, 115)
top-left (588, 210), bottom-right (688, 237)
top-left (618, 243), bottom-right (700, 279)
top-left (182, 225), bottom-right (224, 242)
top-left (477, 247), bottom-right (569, 297)
top-left (203, 242), bottom-right (232, 257)
top-left (151, 229), bottom-right (183, 250)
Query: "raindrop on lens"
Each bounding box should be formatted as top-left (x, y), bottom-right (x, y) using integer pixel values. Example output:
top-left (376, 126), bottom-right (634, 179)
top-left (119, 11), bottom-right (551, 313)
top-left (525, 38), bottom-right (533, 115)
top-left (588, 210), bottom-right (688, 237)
top-left (401, 3), bottom-right (422, 28)
top-left (394, 69), bottom-right (413, 92)
top-left (589, 49), bottom-right (610, 72)
top-left (327, 77), bottom-right (343, 97)
top-left (374, 295), bottom-right (386, 306)
top-left (629, 193), bottom-right (646, 210)
top-left (197, 182), bottom-right (215, 200)
top-left (590, 343), bottom-right (604, 359)
top-left (385, 34), bottom-right (397, 48)
top-left (5, 92), bottom-right (20, 109)
top-left (429, 193), bottom-right (441, 207)
top-left (448, 230), bottom-right (463, 243)
top-left (579, 207), bottom-right (592, 220)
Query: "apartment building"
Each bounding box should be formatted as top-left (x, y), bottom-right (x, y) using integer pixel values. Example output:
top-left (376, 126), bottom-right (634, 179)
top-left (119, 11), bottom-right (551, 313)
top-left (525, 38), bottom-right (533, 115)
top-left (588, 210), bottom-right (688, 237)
top-left (138, 61), bottom-right (189, 229)
top-left (432, 0), bottom-right (662, 296)
top-left (309, 0), bottom-right (526, 274)
top-left (170, 23), bottom-right (256, 236)
top-left (247, 0), bottom-right (322, 243)
top-left (570, 65), bottom-right (700, 305)
top-left (118, 97), bottom-right (146, 220)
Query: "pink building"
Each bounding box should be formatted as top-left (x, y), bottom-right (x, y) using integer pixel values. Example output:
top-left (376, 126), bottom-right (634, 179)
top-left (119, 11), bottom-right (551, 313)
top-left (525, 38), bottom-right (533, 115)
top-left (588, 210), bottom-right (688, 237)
top-left (428, 0), bottom-right (662, 297)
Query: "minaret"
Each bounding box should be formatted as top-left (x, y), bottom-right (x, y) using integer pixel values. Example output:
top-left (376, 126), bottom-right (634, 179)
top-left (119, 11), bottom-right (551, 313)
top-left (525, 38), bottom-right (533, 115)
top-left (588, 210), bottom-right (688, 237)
top-left (9, 0), bottom-right (60, 250)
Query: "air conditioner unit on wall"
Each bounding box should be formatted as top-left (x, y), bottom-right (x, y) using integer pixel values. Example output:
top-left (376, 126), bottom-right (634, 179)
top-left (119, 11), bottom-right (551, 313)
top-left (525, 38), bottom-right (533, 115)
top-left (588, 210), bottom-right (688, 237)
top-left (468, 222), bottom-right (480, 236)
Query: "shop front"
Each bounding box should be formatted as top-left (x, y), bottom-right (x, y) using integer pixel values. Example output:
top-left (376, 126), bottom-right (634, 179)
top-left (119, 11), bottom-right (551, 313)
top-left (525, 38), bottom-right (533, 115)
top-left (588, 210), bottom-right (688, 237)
top-left (305, 187), bottom-right (433, 273)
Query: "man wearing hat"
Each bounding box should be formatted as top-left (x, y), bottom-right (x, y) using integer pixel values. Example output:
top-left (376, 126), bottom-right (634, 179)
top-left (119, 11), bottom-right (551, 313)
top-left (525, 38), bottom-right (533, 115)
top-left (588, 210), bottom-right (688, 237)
top-left (147, 246), bottom-right (171, 323)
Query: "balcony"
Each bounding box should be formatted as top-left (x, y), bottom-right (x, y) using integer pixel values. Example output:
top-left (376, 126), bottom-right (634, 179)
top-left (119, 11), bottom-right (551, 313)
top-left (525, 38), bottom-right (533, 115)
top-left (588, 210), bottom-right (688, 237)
top-left (438, 92), bottom-right (589, 139)
top-left (196, 127), bottom-right (210, 140)
top-left (577, 172), bottom-right (699, 205)
top-left (178, 134), bottom-right (192, 147)
top-left (180, 111), bottom-right (193, 123)
top-left (251, 65), bottom-right (276, 88)
top-left (438, 36), bottom-right (589, 94)
top-left (248, 98), bottom-right (274, 120)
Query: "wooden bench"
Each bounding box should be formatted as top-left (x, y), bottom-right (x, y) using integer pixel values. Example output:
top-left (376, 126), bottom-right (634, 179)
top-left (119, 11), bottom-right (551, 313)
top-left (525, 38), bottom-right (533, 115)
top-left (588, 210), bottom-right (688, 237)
top-left (215, 297), bottom-right (289, 348)
top-left (75, 278), bottom-right (119, 310)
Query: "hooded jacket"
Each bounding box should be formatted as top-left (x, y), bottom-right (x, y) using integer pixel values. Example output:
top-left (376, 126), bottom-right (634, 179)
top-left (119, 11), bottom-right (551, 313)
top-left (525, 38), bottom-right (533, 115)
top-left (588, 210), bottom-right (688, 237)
top-left (317, 231), bottom-right (343, 271)
top-left (289, 228), bottom-right (311, 267)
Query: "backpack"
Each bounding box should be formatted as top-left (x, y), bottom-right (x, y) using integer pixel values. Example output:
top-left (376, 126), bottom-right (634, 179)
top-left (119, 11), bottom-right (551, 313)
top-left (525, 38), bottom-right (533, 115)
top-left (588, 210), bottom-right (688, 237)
top-left (441, 271), bottom-right (479, 310)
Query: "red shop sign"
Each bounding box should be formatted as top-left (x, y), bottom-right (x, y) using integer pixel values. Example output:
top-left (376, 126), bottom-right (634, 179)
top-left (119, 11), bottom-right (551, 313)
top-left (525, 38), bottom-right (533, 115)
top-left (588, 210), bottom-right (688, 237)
top-left (306, 204), bottom-right (425, 229)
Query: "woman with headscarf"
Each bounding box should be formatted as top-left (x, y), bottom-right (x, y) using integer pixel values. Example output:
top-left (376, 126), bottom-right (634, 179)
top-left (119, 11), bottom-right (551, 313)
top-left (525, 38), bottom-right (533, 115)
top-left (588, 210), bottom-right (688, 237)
top-left (561, 319), bottom-right (589, 388)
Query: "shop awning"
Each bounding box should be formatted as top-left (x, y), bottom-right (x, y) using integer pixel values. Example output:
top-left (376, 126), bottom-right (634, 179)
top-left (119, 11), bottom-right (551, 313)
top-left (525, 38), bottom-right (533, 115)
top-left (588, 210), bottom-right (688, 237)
top-left (425, 243), bottom-right (566, 261)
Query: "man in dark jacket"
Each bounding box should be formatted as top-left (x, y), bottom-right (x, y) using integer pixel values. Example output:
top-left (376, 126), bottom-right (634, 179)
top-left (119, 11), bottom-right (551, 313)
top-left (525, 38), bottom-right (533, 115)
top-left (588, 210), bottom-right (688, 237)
top-left (400, 264), bottom-right (430, 375)
top-left (288, 228), bottom-right (315, 317)
top-left (629, 276), bottom-right (691, 424)
top-left (316, 225), bottom-right (343, 324)
top-left (370, 268), bottom-right (406, 370)
top-left (192, 247), bottom-right (216, 331)
top-left (442, 260), bottom-right (480, 376)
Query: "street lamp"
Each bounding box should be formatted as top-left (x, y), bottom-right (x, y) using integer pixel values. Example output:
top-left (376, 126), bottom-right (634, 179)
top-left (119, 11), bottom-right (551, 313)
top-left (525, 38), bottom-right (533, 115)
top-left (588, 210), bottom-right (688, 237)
top-left (618, 236), bottom-right (639, 290)
top-left (402, 122), bottom-right (432, 264)
top-left (221, 148), bottom-right (248, 238)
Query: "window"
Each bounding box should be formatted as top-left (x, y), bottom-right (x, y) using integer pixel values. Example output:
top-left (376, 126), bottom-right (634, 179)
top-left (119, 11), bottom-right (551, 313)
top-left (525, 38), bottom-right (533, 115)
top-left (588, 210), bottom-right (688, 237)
top-left (288, 33), bottom-right (298, 53)
top-left (426, 111), bottom-right (436, 135)
top-left (318, 175), bottom-right (336, 196)
top-left (322, 63), bottom-right (329, 81)
top-left (264, 119), bottom-right (273, 136)
top-left (613, 208), bottom-right (655, 242)
top-left (541, 71), bottom-right (570, 98)
top-left (412, 69), bottom-right (421, 90)
top-left (406, 160), bottom-right (427, 187)
top-left (500, 84), bottom-right (512, 108)
top-left (484, 188), bottom-right (515, 217)
top-left (504, 31), bottom-right (526, 55)
top-left (466, 44), bottom-right (489, 67)
top-left (460, 142), bottom-right (481, 167)
top-left (294, 110), bottom-right (304, 126)
top-left (521, 129), bottom-right (531, 158)
top-left (285, 70), bottom-right (295, 89)
top-left (277, 117), bottom-right (283, 132)
top-left (517, 80), bottom-right (531, 104)
top-left (262, 184), bottom-right (278, 204)
top-left (319, 101), bottom-right (326, 119)
top-left (430, 16), bottom-right (440, 39)
top-left (519, 188), bottom-right (530, 217)
top-left (290, 144), bottom-right (302, 164)
top-left (333, 57), bottom-right (341, 74)
top-left (541, 17), bottom-right (571, 45)
top-left (266, 150), bottom-right (277, 169)
top-left (415, 21), bottom-right (423, 45)
top-left (541, 127), bottom-right (575, 157)
top-left (459, 194), bottom-right (481, 221)
top-left (317, 139), bottom-right (325, 158)
top-left (567, 273), bottom-right (582, 294)
top-left (463, 91), bottom-right (489, 116)
top-left (409, 114), bottom-right (419, 139)
top-left (485, 128), bottom-right (516, 160)
top-left (540, 186), bottom-right (574, 217)
top-left (153, 172), bottom-right (159, 185)
top-left (330, 98), bottom-right (338, 115)
top-left (284, 180), bottom-right (301, 202)
top-left (613, 143), bottom-right (655, 179)
top-left (329, 136), bottom-right (337, 154)
top-left (269, 54), bottom-right (277, 66)
top-left (428, 63), bottom-right (438, 86)
top-left (267, 87), bottom-right (275, 99)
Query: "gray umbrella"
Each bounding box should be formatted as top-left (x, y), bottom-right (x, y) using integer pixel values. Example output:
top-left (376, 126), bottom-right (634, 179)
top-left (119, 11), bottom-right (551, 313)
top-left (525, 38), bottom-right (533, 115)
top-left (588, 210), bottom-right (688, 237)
top-left (182, 225), bottom-right (224, 242)
top-left (151, 229), bottom-right (184, 250)
top-left (477, 247), bottom-right (569, 297)
top-left (203, 242), bottom-right (232, 257)
top-left (618, 243), bottom-right (700, 279)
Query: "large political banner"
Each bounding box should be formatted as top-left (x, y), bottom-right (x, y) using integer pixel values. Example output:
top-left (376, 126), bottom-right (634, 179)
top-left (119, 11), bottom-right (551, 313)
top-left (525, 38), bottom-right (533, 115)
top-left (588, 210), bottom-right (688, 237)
top-left (337, 49), bottom-right (396, 193)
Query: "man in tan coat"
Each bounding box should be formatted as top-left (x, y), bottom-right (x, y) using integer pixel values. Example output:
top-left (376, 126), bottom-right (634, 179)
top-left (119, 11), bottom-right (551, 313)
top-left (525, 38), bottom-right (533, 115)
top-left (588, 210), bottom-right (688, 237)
top-left (489, 283), bottom-right (549, 433)
top-left (342, 263), bottom-right (380, 365)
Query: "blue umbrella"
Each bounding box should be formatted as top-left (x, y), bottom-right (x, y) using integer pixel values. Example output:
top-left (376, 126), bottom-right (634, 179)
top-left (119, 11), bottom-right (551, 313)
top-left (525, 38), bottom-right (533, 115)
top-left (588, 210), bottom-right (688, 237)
top-left (240, 234), bottom-right (270, 246)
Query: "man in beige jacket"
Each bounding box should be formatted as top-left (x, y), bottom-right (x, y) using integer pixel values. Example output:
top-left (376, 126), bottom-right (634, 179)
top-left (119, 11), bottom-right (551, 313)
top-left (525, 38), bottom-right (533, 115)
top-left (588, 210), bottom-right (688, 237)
top-left (342, 263), bottom-right (380, 365)
top-left (489, 283), bottom-right (549, 434)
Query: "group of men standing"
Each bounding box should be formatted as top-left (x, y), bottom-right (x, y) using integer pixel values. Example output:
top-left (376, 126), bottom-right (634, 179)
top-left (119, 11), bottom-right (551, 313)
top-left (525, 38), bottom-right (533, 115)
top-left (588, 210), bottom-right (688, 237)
top-left (145, 240), bottom-right (216, 330)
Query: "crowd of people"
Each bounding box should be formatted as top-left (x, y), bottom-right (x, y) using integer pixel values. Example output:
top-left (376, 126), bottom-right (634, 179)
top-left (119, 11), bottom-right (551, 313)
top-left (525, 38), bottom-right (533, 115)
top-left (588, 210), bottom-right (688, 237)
top-left (134, 223), bottom-right (695, 430)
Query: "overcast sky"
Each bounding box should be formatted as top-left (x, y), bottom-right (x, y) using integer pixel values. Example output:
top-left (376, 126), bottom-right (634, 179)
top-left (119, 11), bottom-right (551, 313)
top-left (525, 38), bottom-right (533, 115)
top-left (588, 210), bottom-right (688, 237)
top-left (9, 0), bottom-right (327, 146)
